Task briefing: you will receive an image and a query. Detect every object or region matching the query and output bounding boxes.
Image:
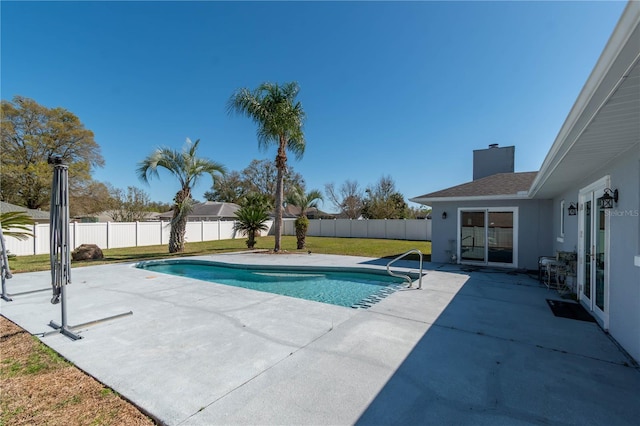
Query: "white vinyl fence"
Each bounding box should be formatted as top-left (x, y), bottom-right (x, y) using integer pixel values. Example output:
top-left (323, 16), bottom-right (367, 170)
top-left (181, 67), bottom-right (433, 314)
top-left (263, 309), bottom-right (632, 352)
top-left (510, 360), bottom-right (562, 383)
top-left (282, 218), bottom-right (431, 241)
top-left (4, 218), bottom-right (430, 256)
top-left (4, 220), bottom-right (273, 256)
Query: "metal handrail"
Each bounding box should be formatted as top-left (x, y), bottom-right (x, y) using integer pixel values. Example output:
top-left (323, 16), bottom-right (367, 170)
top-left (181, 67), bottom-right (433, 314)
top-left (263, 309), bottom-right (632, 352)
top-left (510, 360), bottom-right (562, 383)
top-left (386, 249), bottom-right (423, 289)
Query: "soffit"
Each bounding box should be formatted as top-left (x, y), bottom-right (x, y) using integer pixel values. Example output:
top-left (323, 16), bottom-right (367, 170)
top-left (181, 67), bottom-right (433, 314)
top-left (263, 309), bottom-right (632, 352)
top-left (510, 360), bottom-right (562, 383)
top-left (532, 60), bottom-right (639, 199)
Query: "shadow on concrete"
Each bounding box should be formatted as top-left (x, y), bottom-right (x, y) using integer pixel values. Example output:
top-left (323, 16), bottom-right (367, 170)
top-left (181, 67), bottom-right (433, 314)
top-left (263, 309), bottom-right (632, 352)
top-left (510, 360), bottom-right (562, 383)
top-left (359, 256), bottom-right (430, 269)
top-left (355, 270), bottom-right (640, 425)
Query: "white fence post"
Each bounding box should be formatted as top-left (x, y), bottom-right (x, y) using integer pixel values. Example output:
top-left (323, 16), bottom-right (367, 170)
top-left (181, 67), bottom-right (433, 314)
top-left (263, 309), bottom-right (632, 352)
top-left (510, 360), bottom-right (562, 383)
top-left (33, 224), bottom-right (37, 255)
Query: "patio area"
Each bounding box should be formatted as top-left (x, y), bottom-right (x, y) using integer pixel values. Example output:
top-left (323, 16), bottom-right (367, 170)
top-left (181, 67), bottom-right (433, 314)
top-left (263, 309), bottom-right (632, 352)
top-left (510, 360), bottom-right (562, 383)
top-left (1, 253), bottom-right (639, 425)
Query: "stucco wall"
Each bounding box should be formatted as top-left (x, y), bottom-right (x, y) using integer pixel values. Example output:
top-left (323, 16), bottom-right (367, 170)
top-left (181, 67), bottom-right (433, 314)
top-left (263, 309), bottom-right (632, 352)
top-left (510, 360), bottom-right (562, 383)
top-left (549, 145), bottom-right (640, 362)
top-left (430, 199), bottom-right (553, 270)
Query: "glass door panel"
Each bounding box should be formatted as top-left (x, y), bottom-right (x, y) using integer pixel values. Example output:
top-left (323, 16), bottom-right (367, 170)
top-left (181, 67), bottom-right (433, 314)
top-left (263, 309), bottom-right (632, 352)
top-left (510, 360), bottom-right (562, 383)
top-left (460, 211), bottom-right (485, 262)
top-left (595, 208), bottom-right (606, 311)
top-left (583, 200), bottom-right (592, 301)
top-left (488, 212), bottom-right (513, 264)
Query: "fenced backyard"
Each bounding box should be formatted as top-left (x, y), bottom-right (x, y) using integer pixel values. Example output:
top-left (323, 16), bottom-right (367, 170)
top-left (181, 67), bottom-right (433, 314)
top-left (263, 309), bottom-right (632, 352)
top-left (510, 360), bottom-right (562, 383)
top-left (5, 219), bottom-right (431, 256)
top-left (285, 218), bottom-right (431, 241)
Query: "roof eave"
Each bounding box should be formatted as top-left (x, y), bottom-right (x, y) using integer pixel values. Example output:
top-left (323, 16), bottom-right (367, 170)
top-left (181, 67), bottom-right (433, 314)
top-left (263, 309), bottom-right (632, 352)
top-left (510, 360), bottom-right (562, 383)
top-left (410, 194), bottom-right (531, 205)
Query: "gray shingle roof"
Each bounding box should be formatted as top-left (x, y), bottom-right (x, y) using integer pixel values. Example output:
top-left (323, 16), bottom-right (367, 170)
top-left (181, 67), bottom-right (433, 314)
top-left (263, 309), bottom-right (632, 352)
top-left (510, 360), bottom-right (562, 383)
top-left (0, 201), bottom-right (50, 221)
top-left (157, 202), bottom-right (240, 220)
top-left (411, 172), bottom-right (538, 201)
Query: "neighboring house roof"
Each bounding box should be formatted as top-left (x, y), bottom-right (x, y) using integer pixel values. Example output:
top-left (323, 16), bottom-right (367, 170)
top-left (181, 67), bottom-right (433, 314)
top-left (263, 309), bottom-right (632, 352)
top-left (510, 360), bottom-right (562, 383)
top-left (0, 201), bottom-right (50, 222)
top-left (529, 1), bottom-right (640, 199)
top-left (145, 212), bottom-right (161, 221)
top-left (281, 205), bottom-right (333, 219)
top-left (157, 202), bottom-right (240, 220)
top-left (410, 172), bottom-right (538, 204)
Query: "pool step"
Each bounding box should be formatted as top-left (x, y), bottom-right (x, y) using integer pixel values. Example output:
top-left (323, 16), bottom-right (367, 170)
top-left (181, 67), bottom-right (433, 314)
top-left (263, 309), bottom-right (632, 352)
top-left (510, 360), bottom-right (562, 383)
top-left (350, 284), bottom-right (404, 309)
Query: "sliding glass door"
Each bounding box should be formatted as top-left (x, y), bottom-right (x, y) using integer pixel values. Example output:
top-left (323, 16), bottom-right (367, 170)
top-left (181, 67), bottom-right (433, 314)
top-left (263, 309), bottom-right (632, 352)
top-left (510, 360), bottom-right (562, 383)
top-left (459, 208), bottom-right (517, 267)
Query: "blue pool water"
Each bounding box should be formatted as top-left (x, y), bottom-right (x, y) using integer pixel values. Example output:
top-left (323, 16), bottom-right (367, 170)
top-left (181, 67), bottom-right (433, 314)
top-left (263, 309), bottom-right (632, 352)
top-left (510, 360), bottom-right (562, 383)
top-left (136, 260), bottom-right (409, 308)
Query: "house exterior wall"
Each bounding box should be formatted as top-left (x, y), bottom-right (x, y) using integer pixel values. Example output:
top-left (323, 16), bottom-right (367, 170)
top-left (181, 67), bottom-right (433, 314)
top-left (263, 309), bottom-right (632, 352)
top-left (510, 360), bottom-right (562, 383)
top-left (549, 145), bottom-right (640, 362)
top-left (430, 199), bottom-right (553, 270)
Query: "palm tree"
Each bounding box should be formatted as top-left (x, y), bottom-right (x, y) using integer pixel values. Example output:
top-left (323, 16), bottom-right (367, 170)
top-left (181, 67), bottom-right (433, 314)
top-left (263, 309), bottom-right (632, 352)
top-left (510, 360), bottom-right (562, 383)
top-left (137, 138), bottom-right (226, 253)
top-left (286, 187), bottom-right (323, 249)
top-left (228, 82), bottom-right (306, 252)
top-left (233, 205), bottom-right (270, 249)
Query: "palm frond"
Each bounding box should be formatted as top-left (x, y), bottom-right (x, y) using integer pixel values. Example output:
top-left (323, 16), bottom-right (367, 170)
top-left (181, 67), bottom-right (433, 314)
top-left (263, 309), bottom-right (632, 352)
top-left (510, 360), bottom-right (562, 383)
top-left (137, 146), bottom-right (183, 184)
top-left (228, 81), bottom-right (306, 156)
top-left (188, 158), bottom-right (227, 189)
top-left (286, 188), bottom-right (323, 216)
top-left (0, 211), bottom-right (35, 240)
top-left (233, 206), bottom-right (270, 234)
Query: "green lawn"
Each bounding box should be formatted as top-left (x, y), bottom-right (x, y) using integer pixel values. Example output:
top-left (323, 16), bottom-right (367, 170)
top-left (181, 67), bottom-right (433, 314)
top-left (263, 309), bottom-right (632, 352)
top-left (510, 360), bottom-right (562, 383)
top-left (9, 236), bottom-right (431, 273)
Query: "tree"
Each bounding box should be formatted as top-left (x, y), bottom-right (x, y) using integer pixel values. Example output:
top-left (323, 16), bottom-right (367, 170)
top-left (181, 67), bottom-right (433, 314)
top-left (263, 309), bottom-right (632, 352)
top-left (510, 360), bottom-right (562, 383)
top-left (1, 96), bottom-right (104, 209)
top-left (242, 159), bottom-right (305, 206)
top-left (362, 176), bottom-right (409, 219)
top-left (204, 171), bottom-right (247, 204)
top-left (407, 206), bottom-right (431, 219)
top-left (286, 187), bottom-right (323, 249)
top-left (147, 200), bottom-right (173, 213)
top-left (233, 205), bottom-right (270, 249)
top-left (324, 180), bottom-right (364, 219)
top-left (204, 159), bottom-right (305, 207)
top-left (70, 180), bottom-right (114, 217)
top-left (228, 82), bottom-right (306, 252)
top-left (137, 138), bottom-right (226, 253)
top-left (109, 186), bottom-right (152, 222)
top-left (241, 192), bottom-right (273, 211)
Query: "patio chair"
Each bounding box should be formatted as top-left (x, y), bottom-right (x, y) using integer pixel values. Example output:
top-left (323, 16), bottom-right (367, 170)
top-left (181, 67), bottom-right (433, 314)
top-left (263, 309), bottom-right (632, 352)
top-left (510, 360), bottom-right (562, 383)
top-left (538, 252), bottom-right (577, 294)
top-left (538, 255), bottom-right (556, 285)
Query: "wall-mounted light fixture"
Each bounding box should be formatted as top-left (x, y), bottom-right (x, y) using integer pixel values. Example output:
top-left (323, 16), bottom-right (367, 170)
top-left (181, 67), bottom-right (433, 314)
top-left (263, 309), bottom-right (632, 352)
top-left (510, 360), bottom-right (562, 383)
top-left (442, 211), bottom-right (447, 220)
top-left (567, 202), bottom-right (577, 216)
top-left (598, 188), bottom-right (618, 209)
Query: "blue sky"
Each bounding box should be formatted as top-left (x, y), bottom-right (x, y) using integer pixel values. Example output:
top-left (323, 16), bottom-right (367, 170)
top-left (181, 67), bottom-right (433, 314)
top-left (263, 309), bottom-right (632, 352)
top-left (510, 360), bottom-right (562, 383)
top-left (1, 1), bottom-right (628, 211)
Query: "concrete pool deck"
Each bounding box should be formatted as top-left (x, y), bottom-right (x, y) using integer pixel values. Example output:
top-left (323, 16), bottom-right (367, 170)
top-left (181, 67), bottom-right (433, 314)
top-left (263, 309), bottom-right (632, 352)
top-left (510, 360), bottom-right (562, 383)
top-left (1, 252), bottom-right (639, 425)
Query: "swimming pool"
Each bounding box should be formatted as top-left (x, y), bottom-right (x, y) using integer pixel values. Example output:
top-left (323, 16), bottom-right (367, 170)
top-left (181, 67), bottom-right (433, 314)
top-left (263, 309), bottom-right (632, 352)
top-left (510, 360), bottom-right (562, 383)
top-left (136, 260), bottom-right (413, 308)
